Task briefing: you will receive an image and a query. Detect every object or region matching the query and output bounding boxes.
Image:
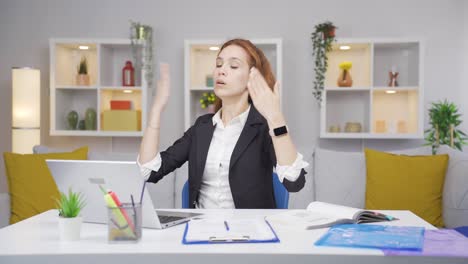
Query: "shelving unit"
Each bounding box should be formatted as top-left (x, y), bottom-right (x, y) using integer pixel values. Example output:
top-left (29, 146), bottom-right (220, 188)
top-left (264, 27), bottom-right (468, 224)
top-left (320, 39), bottom-right (423, 139)
top-left (50, 38), bottom-right (148, 136)
top-left (184, 39), bottom-right (282, 130)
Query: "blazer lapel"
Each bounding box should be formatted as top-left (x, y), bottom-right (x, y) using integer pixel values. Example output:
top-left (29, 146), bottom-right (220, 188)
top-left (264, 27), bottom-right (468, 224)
top-left (229, 106), bottom-right (264, 170)
top-left (196, 118), bottom-right (216, 178)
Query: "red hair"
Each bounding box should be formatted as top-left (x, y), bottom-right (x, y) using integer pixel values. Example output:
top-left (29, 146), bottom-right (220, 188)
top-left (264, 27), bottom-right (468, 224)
top-left (214, 39), bottom-right (276, 112)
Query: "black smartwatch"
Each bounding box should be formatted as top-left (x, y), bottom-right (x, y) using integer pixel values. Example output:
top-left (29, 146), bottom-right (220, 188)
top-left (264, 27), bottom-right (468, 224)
top-left (269, 125), bottom-right (288, 137)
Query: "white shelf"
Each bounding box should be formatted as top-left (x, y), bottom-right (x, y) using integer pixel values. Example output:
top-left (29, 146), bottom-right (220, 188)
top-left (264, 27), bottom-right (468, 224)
top-left (56, 85), bottom-right (98, 90)
top-left (50, 38), bottom-right (148, 136)
top-left (324, 90), bottom-right (370, 134)
top-left (372, 86), bottom-right (418, 91)
top-left (325, 42), bottom-right (372, 88)
top-left (373, 42), bottom-right (420, 87)
top-left (100, 86), bottom-right (142, 91)
top-left (321, 132), bottom-right (423, 139)
top-left (325, 87), bottom-right (370, 91)
top-left (190, 86), bottom-right (214, 91)
top-left (371, 89), bottom-right (419, 134)
top-left (320, 39), bottom-right (423, 139)
top-left (100, 43), bottom-right (142, 87)
top-left (50, 130), bottom-right (144, 137)
top-left (53, 42), bottom-right (98, 87)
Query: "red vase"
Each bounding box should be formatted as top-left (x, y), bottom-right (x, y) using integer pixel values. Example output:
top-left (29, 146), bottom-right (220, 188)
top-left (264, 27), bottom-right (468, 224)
top-left (122, 61), bottom-right (135, 86)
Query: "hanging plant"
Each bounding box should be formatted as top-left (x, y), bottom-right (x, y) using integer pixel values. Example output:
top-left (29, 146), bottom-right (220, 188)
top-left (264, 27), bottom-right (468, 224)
top-left (130, 20), bottom-right (154, 90)
top-left (424, 99), bottom-right (468, 154)
top-left (311, 21), bottom-right (337, 103)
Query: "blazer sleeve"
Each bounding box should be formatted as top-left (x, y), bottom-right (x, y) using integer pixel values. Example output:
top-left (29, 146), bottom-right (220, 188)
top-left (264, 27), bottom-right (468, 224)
top-left (268, 134), bottom-right (307, 193)
top-left (146, 121), bottom-right (197, 184)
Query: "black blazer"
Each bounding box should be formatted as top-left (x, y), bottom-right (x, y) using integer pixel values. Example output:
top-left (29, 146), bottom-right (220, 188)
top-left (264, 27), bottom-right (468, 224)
top-left (147, 106), bottom-right (307, 208)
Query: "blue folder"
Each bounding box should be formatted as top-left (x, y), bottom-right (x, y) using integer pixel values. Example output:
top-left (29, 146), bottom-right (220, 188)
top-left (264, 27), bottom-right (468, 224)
top-left (315, 224), bottom-right (425, 251)
top-left (182, 218), bottom-right (280, 245)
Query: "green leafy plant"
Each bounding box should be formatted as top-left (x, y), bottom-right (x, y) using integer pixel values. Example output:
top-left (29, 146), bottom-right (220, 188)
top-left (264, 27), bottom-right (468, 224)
top-left (199, 92), bottom-right (216, 109)
top-left (424, 99), bottom-right (468, 154)
top-left (130, 20), bottom-right (154, 90)
top-left (77, 56), bottom-right (88, 75)
top-left (55, 188), bottom-right (86, 218)
top-left (311, 21), bottom-right (337, 103)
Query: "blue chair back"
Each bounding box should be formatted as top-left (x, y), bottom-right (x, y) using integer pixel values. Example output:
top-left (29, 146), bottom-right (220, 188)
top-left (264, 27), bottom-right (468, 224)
top-left (272, 172), bottom-right (289, 209)
top-left (454, 226), bottom-right (468, 237)
top-left (181, 172), bottom-right (289, 209)
top-left (182, 180), bottom-right (190, 209)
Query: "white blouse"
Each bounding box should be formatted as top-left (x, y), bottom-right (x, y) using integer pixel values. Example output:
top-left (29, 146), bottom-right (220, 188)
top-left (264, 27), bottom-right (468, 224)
top-left (138, 106), bottom-right (309, 208)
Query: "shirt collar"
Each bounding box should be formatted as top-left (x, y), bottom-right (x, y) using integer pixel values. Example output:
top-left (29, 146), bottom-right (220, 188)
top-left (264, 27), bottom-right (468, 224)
top-left (212, 105), bottom-right (251, 127)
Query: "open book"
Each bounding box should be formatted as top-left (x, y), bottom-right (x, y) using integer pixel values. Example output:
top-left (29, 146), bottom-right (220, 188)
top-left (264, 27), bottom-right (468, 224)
top-left (268, 201), bottom-right (398, 230)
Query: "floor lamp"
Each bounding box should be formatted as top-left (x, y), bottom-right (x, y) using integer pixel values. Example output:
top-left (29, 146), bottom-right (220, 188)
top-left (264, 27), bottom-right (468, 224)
top-left (12, 67), bottom-right (40, 154)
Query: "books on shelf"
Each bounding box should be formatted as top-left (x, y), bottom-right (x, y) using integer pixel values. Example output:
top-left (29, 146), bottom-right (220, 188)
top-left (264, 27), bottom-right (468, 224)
top-left (110, 100), bottom-right (132, 110)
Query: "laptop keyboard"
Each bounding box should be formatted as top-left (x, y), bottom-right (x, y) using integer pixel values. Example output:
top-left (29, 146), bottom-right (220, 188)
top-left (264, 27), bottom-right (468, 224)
top-left (158, 215), bottom-right (185, 224)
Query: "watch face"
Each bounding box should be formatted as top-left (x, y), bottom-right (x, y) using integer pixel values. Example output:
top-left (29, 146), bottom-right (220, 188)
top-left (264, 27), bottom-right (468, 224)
top-left (273, 126), bottom-right (288, 136)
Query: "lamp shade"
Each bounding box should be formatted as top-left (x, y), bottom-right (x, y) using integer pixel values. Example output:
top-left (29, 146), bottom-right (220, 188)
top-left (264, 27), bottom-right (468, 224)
top-left (12, 67), bottom-right (40, 154)
top-left (12, 68), bottom-right (40, 127)
top-left (12, 129), bottom-right (40, 154)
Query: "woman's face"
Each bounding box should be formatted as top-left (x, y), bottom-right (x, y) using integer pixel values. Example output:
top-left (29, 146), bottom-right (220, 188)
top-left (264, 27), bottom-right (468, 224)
top-left (213, 45), bottom-right (251, 100)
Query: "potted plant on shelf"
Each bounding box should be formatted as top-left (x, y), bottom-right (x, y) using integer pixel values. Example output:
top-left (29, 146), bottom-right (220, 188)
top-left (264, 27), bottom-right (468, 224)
top-left (311, 21), bottom-right (337, 103)
top-left (425, 100), bottom-right (468, 154)
top-left (130, 20), bottom-right (154, 90)
top-left (76, 56), bottom-right (90, 86)
top-left (55, 188), bottom-right (86, 241)
top-left (200, 92), bottom-right (216, 113)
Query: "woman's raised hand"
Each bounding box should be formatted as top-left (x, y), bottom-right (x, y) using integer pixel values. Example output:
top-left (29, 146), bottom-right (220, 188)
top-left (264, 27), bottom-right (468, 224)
top-left (152, 63), bottom-right (171, 113)
top-left (247, 67), bottom-right (282, 124)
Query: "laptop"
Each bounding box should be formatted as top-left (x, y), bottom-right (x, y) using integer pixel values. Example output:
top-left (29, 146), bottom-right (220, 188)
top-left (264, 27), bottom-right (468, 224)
top-left (46, 159), bottom-right (201, 229)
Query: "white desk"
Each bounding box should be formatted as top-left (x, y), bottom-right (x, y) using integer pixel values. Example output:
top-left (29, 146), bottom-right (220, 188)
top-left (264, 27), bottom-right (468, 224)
top-left (0, 209), bottom-right (465, 264)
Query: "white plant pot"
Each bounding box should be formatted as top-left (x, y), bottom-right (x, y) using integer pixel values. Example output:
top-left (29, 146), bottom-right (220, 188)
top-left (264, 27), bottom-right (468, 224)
top-left (58, 216), bottom-right (83, 241)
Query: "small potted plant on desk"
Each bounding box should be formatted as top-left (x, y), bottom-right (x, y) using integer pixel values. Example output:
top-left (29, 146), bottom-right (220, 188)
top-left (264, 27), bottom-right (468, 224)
top-left (55, 188), bottom-right (86, 241)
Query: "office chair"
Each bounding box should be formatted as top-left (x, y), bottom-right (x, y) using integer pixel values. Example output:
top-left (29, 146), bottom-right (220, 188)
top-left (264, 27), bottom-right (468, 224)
top-left (181, 172), bottom-right (289, 209)
top-left (454, 226), bottom-right (468, 238)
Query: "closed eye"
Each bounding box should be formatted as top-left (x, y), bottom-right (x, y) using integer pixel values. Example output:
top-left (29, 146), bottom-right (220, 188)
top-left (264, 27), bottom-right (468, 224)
top-left (216, 58), bottom-right (223, 68)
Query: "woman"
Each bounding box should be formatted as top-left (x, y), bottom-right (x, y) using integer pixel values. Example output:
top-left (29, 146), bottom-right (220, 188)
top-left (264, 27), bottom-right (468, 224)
top-left (138, 38), bottom-right (308, 209)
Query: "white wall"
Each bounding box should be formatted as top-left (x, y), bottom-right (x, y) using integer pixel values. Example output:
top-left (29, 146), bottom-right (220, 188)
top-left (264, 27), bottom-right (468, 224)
top-left (0, 0), bottom-right (467, 196)
top-left (461, 0), bottom-right (468, 134)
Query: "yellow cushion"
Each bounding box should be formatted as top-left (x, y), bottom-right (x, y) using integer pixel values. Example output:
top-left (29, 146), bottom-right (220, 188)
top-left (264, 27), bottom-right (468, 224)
top-left (3, 147), bottom-right (88, 224)
top-left (364, 148), bottom-right (448, 227)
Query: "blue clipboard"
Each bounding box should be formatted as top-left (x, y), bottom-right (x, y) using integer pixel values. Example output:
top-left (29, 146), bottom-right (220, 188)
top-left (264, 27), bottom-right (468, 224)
top-left (182, 219), bottom-right (280, 245)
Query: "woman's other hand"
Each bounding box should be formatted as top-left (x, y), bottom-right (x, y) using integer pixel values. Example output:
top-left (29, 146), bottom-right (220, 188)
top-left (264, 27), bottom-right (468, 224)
top-left (247, 67), bottom-right (284, 127)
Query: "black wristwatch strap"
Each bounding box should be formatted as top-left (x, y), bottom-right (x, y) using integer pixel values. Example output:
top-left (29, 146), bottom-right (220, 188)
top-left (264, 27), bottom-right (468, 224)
top-left (270, 125), bottom-right (288, 137)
